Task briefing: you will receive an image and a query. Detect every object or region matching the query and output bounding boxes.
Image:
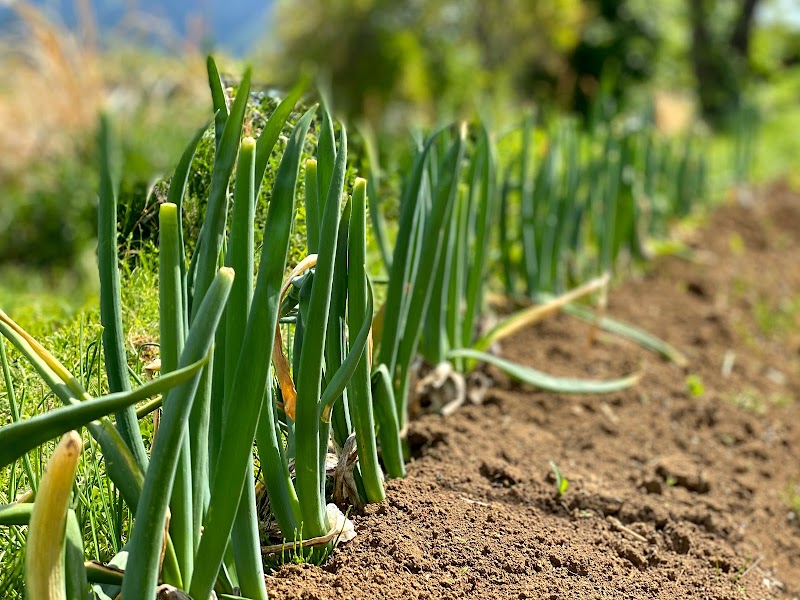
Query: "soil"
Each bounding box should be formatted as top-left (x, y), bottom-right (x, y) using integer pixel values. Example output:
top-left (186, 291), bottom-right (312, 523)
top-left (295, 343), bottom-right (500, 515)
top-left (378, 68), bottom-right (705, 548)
top-left (267, 183), bottom-right (800, 599)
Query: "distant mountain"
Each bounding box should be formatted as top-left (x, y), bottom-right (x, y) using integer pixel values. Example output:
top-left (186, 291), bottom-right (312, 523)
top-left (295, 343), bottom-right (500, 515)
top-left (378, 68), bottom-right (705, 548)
top-left (6, 0), bottom-right (274, 55)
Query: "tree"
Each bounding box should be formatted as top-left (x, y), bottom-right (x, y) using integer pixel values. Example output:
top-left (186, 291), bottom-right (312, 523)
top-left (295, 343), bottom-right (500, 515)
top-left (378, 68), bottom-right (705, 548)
top-left (688, 0), bottom-right (762, 126)
top-left (568, 0), bottom-right (660, 120)
top-left (262, 0), bottom-right (584, 125)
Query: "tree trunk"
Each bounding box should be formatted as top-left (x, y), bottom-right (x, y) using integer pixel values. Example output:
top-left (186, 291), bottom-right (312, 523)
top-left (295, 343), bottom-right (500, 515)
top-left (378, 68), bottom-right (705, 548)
top-left (730, 0), bottom-right (761, 60)
top-left (688, 0), bottom-right (758, 127)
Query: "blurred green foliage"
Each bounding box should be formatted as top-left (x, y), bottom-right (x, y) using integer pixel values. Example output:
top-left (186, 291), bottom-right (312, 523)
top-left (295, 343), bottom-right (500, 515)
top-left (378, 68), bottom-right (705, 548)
top-left (263, 0), bottom-right (585, 124)
top-left (263, 0), bottom-right (799, 133)
top-left (0, 104), bottom-right (204, 269)
top-left (0, 152), bottom-right (97, 269)
top-left (3, 0), bottom-right (800, 274)
top-left (569, 0), bottom-right (659, 119)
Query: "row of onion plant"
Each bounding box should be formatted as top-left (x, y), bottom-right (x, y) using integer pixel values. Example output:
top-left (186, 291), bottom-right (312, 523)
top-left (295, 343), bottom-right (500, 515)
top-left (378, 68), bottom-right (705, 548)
top-left (0, 63), bottom-right (734, 599)
top-left (0, 59), bottom-right (403, 599)
top-left (498, 111), bottom-right (708, 299)
top-left (363, 120), bottom-right (649, 443)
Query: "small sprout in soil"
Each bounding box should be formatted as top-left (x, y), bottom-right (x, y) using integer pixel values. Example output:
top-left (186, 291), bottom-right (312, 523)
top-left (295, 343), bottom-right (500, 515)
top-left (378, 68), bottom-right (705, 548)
top-left (753, 295), bottom-right (800, 339)
top-left (685, 374), bottom-right (705, 397)
top-left (443, 566), bottom-right (470, 584)
top-left (782, 480), bottom-right (800, 521)
top-left (729, 387), bottom-right (765, 414)
top-left (771, 392), bottom-right (793, 407)
top-left (549, 460), bottom-right (569, 498)
top-left (728, 233), bottom-right (745, 255)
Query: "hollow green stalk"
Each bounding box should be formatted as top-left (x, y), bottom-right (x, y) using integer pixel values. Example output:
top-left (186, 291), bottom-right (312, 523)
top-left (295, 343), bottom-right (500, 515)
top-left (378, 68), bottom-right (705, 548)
top-left (121, 268), bottom-right (234, 598)
top-left (159, 202), bottom-right (194, 582)
top-left (188, 107), bottom-right (316, 600)
top-left (224, 136), bottom-right (268, 600)
top-left (347, 178), bottom-right (385, 502)
top-left (393, 127), bottom-right (466, 428)
top-left (370, 365), bottom-right (405, 478)
top-left (294, 125), bottom-right (348, 541)
top-left (188, 68), bottom-right (251, 553)
top-left (97, 115), bottom-right (148, 471)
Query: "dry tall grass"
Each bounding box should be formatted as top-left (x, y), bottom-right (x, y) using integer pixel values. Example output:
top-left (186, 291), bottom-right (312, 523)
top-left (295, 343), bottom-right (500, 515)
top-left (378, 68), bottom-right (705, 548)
top-left (0, 2), bottom-right (103, 179)
top-left (0, 1), bottom-right (208, 185)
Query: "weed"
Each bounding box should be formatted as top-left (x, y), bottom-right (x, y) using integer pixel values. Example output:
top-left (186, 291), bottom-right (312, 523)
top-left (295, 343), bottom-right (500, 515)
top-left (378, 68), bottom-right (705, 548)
top-left (728, 233), bottom-right (745, 255)
top-left (686, 374), bottom-right (705, 397)
top-left (728, 387), bottom-right (766, 414)
top-left (443, 566), bottom-right (471, 584)
top-left (783, 481), bottom-right (800, 520)
top-left (753, 295), bottom-right (800, 339)
top-left (549, 460), bottom-right (569, 498)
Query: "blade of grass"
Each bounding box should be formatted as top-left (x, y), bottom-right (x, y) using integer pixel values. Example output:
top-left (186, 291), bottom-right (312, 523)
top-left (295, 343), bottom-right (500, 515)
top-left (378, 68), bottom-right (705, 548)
top-left (0, 357), bottom-right (207, 470)
top-left (1, 339), bottom-right (37, 490)
top-left (0, 315), bottom-right (144, 513)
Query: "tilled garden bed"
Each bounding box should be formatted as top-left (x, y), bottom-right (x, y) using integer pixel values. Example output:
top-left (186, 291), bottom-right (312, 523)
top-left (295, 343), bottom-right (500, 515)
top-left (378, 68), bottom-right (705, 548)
top-left (268, 184), bottom-right (800, 599)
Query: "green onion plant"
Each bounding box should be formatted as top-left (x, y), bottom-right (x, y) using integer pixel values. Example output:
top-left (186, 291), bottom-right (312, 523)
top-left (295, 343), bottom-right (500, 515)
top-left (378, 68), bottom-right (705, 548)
top-left (0, 50), bottom-right (753, 600)
top-left (0, 58), bottom-right (399, 600)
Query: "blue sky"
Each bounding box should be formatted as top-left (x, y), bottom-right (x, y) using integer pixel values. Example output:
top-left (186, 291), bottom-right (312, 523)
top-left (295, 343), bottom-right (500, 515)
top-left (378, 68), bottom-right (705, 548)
top-left (4, 0), bottom-right (274, 54)
top-left (758, 0), bottom-right (800, 29)
top-left (4, 0), bottom-right (799, 56)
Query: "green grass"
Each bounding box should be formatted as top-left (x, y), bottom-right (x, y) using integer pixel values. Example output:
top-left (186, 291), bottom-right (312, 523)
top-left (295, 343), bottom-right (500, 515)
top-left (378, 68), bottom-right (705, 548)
top-left (751, 70), bottom-right (800, 186)
top-left (753, 294), bottom-right (800, 339)
top-left (0, 259), bottom-right (160, 598)
top-left (783, 481), bottom-right (800, 521)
